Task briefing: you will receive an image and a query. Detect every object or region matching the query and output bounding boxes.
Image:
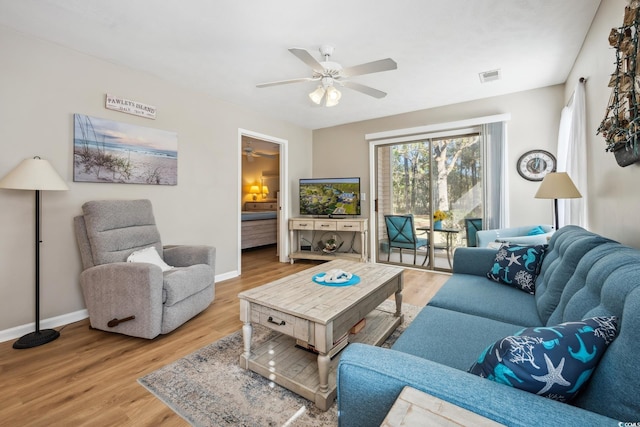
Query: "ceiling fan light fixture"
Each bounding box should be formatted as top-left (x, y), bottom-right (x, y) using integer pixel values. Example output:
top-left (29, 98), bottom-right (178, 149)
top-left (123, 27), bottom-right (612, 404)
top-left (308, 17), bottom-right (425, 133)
top-left (309, 86), bottom-right (325, 104)
top-left (324, 86), bottom-right (341, 107)
top-left (258, 45), bottom-right (397, 106)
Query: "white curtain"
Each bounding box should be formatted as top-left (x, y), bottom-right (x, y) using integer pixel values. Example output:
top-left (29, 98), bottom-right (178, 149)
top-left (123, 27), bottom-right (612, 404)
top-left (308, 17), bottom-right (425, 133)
top-left (556, 80), bottom-right (588, 228)
top-left (482, 121), bottom-right (508, 229)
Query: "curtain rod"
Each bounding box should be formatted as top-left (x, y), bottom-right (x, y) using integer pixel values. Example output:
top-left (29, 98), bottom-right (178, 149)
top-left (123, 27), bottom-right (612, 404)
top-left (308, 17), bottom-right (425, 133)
top-left (566, 78), bottom-right (586, 107)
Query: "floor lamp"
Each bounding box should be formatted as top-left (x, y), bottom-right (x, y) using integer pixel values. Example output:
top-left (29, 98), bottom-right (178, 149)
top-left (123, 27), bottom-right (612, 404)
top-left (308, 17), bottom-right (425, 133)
top-left (534, 172), bottom-right (582, 230)
top-left (0, 157), bottom-right (68, 349)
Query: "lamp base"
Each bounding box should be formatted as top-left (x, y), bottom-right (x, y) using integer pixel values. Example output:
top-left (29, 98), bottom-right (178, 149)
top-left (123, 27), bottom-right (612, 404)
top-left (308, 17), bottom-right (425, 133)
top-left (13, 329), bottom-right (60, 349)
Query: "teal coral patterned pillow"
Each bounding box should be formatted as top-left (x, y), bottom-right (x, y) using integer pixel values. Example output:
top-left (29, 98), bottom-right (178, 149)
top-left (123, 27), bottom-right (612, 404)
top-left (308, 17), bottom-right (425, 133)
top-left (487, 243), bottom-right (547, 294)
top-left (469, 317), bottom-right (618, 402)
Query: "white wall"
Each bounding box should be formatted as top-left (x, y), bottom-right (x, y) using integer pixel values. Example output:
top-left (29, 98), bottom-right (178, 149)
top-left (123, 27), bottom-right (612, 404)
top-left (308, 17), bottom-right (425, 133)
top-left (563, 0), bottom-right (640, 247)
top-left (0, 26), bottom-right (312, 332)
top-left (313, 85), bottom-right (564, 228)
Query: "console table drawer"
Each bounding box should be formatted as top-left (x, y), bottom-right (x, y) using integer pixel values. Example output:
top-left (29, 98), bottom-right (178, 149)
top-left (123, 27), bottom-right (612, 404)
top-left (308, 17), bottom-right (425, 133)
top-left (251, 306), bottom-right (310, 341)
top-left (337, 221), bottom-right (363, 232)
top-left (315, 221), bottom-right (337, 230)
top-left (290, 220), bottom-right (314, 230)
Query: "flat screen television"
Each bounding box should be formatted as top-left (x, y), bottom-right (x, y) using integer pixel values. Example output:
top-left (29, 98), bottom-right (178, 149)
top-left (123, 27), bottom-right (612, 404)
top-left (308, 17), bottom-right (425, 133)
top-left (299, 177), bottom-right (361, 216)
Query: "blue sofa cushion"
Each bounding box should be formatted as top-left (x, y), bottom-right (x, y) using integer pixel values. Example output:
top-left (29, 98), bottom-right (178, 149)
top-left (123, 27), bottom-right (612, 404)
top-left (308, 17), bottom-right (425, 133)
top-left (469, 316), bottom-right (618, 402)
top-left (392, 306), bottom-right (525, 371)
top-left (534, 226), bottom-right (614, 325)
top-left (487, 243), bottom-right (547, 294)
top-left (428, 274), bottom-right (543, 326)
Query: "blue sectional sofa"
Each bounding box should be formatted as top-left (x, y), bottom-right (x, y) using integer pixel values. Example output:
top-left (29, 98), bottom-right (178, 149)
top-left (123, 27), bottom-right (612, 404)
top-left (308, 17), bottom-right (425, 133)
top-left (337, 226), bottom-right (640, 426)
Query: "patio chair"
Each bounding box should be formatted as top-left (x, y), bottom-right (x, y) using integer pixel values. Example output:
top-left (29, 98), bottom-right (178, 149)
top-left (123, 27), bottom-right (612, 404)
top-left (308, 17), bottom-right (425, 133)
top-left (464, 218), bottom-right (483, 247)
top-left (384, 214), bottom-right (429, 265)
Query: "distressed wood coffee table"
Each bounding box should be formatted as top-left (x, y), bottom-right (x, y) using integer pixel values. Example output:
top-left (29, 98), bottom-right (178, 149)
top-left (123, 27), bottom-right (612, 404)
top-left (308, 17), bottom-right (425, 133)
top-left (238, 259), bottom-right (404, 411)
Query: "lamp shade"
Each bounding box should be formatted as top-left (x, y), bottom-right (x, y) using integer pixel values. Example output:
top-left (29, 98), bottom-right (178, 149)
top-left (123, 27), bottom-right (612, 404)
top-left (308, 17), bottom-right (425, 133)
top-left (309, 86), bottom-right (325, 105)
top-left (0, 157), bottom-right (68, 191)
top-left (249, 185), bottom-right (260, 194)
top-left (325, 86), bottom-right (342, 107)
top-left (534, 172), bottom-right (581, 199)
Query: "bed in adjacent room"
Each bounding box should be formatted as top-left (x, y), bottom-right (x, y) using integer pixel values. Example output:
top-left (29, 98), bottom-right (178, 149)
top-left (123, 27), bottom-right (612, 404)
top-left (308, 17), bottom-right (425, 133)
top-left (241, 202), bottom-right (278, 249)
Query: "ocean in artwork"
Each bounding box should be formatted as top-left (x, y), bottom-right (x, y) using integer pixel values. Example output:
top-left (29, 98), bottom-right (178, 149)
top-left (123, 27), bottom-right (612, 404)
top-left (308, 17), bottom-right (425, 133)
top-left (73, 114), bottom-right (178, 185)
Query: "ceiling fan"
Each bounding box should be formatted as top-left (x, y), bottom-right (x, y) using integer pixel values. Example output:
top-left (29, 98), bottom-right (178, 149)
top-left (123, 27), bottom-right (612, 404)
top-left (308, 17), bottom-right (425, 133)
top-left (256, 45), bottom-right (397, 107)
top-left (243, 146), bottom-right (276, 162)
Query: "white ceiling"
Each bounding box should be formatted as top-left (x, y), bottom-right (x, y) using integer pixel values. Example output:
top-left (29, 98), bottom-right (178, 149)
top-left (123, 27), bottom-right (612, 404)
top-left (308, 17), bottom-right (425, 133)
top-left (0, 0), bottom-right (601, 130)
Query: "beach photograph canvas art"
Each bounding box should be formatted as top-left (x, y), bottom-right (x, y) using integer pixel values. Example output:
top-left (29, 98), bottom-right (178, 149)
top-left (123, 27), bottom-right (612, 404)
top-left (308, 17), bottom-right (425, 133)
top-left (73, 114), bottom-right (177, 185)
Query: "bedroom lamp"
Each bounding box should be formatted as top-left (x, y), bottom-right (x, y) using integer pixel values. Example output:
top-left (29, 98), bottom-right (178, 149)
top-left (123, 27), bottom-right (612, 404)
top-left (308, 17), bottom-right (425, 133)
top-left (534, 172), bottom-right (582, 231)
top-left (250, 185), bottom-right (260, 201)
top-left (0, 156), bottom-right (68, 349)
top-left (261, 185), bottom-right (269, 199)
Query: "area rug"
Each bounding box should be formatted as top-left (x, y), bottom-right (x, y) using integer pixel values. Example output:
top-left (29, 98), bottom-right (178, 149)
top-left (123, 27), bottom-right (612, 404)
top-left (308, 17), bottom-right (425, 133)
top-left (138, 300), bottom-right (421, 426)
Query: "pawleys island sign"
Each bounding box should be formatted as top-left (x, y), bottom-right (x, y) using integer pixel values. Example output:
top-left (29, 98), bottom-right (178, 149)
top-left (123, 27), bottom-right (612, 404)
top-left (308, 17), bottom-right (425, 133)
top-left (105, 93), bottom-right (157, 119)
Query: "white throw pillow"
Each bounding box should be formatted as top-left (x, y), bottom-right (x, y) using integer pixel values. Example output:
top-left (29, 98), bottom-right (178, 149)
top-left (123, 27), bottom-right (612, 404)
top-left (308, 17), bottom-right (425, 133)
top-left (127, 246), bottom-right (173, 272)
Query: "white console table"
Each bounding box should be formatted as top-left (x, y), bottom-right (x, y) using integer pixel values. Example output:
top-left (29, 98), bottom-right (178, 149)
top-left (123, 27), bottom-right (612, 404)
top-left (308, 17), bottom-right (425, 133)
top-left (288, 217), bottom-right (368, 263)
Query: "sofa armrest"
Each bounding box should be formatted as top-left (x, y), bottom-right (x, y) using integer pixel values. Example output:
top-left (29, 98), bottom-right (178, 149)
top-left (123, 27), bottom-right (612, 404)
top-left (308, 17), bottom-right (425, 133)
top-left (477, 225), bottom-right (554, 247)
top-left (337, 344), bottom-right (618, 427)
top-left (163, 245), bottom-right (216, 270)
top-left (477, 229), bottom-right (501, 247)
top-left (80, 262), bottom-right (164, 339)
top-left (452, 247), bottom-right (497, 276)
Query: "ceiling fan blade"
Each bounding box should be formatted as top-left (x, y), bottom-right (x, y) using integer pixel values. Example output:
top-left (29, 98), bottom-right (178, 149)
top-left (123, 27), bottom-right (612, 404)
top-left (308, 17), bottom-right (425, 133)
top-left (256, 77), bottom-right (318, 88)
top-left (288, 48), bottom-right (324, 73)
top-left (342, 81), bottom-right (387, 99)
top-left (255, 152), bottom-right (277, 159)
top-left (342, 58), bottom-right (397, 77)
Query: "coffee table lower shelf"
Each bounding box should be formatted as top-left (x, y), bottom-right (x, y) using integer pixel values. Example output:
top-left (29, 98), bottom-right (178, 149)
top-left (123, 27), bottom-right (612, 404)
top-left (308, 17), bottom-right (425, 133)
top-left (240, 307), bottom-right (402, 411)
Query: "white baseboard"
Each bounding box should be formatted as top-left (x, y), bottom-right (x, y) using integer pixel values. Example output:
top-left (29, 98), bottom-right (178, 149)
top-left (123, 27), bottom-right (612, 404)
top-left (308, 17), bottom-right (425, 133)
top-left (1, 272), bottom-right (239, 344)
top-left (0, 309), bottom-right (89, 344)
top-left (217, 270), bottom-right (239, 282)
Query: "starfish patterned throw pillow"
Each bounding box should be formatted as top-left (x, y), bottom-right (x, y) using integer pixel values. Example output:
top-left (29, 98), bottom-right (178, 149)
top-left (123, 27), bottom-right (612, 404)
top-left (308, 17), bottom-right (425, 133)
top-left (469, 317), bottom-right (618, 402)
top-left (486, 243), bottom-right (548, 294)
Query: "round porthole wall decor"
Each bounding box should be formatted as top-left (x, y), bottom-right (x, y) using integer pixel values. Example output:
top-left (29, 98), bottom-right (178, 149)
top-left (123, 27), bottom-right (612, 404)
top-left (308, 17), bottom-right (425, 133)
top-left (516, 150), bottom-right (556, 181)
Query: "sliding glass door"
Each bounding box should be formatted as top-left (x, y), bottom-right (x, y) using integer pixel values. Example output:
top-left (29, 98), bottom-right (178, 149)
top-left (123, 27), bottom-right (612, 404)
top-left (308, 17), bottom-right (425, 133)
top-left (375, 132), bottom-right (483, 271)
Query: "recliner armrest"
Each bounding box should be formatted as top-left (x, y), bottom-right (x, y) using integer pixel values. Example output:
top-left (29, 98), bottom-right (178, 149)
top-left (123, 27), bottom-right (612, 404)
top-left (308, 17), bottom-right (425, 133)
top-left (79, 262), bottom-right (164, 339)
top-left (163, 245), bottom-right (216, 270)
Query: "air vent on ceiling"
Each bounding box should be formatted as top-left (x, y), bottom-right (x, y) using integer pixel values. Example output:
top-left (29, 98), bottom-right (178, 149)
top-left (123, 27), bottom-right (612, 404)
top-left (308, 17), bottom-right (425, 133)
top-left (479, 69), bottom-right (501, 83)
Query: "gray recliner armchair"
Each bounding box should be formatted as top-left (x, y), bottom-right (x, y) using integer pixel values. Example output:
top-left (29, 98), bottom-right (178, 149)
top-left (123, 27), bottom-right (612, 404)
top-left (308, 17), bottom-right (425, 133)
top-left (74, 199), bottom-right (215, 339)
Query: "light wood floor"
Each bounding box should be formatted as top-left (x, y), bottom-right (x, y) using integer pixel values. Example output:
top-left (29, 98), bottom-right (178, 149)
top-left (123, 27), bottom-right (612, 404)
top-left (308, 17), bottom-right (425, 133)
top-left (0, 247), bottom-right (449, 426)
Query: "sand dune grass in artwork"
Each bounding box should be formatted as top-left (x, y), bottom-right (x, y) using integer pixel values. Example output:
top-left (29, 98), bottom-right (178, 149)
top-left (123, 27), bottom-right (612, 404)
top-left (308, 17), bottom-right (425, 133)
top-left (73, 114), bottom-right (177, 185)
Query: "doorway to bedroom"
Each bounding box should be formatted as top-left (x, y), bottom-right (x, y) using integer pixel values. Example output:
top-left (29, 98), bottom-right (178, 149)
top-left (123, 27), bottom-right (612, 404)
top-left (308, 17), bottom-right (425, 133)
top-left (240, 134), bottom-right (283, 273)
